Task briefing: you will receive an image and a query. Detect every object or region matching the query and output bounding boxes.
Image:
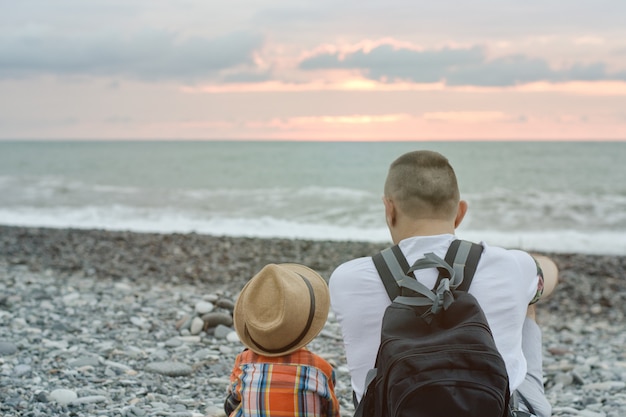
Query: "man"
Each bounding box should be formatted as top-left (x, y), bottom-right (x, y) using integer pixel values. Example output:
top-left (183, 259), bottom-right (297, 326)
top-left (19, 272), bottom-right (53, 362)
top-left (329, 150), bottom-right (558, 417)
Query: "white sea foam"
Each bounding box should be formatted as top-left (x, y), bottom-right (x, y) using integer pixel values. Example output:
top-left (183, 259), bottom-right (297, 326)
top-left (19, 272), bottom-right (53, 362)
top-left (456, 229), bottom-right (626, 256)
top-left (1, 205), bottom-right (624, 255)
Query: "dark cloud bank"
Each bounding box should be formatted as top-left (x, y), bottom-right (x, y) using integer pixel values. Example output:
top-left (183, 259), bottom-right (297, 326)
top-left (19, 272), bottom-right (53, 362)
top-left (0, 30), bottom-right (262, 82)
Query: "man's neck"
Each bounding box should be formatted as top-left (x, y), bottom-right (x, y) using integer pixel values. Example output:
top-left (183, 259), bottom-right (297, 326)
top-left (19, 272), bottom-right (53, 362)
top-left (391, 218), bottom-right (455, 244)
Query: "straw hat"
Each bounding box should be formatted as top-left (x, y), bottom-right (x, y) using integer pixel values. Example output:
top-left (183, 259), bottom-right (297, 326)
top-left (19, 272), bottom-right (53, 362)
top-left (233, 263), bottom-right (330, 357)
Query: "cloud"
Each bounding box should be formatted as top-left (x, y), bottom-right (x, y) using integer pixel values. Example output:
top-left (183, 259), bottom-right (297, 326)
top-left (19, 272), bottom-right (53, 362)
top-left (301, 44), bottom-right (484, 83)
top-left (300, 43), bottom-right (626, 86)
top-left (446, 57), bottom-right (626, 86)
top-left (0, 30), bottom-right (263, 82)
top-left (444, 55), bottom-right (554, 86)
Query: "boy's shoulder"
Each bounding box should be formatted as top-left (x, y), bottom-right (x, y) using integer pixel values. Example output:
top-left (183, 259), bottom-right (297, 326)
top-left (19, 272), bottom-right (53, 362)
top-left (238, 348), bottom-right (328, 364)
top-left (236, 348), bottom-right (334, 375)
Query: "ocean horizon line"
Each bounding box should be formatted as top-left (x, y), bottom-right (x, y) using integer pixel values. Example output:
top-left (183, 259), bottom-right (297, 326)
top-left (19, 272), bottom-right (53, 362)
top-left (1, 138), bottom-right (624, 143)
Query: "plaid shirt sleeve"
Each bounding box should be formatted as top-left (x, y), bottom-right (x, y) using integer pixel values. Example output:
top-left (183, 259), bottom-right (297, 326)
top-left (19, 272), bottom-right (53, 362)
top-left (225, 349), bottom-right (341, 417)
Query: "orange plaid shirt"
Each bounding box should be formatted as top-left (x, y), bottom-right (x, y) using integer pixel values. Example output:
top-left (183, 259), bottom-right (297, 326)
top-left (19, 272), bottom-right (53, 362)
top-left (225, 348), bottom-right (341, 417)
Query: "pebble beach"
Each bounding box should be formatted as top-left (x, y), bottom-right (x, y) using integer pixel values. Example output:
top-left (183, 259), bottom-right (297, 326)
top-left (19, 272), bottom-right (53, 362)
top-left (1, 225), bottom-right (625, 417)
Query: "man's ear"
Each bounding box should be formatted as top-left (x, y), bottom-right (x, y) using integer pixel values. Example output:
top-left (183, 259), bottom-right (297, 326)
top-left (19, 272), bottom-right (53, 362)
top-left (454, 200), bottom-right (468, 228)
top-left (383, 196), bottom-right (396, 227)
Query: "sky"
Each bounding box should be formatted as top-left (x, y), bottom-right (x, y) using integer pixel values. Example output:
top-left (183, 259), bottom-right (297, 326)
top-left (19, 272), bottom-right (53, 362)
top-left (1, 1), bottom-right (626, 141)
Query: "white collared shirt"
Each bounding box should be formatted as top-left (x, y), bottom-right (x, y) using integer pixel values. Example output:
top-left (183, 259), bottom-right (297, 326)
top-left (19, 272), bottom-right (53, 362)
top-left (329, 234), bottom-right (539, 401)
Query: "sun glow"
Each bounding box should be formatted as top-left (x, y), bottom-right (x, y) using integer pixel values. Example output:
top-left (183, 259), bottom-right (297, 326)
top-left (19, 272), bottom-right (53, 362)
top-left (181, 79), bottom-right (626, 96)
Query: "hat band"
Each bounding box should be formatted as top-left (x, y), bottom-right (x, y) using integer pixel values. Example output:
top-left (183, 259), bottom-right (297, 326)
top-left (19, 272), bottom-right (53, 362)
top-left (247, 273), bottom-right (316, 355)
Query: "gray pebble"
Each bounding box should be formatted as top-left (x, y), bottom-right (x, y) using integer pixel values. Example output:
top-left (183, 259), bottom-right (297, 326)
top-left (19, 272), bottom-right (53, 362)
top-left (0, 341), bottom-right (17, 356)
top-left (553, 372), bottom-right (574, 386)
top-left (145, 361), bottom-right (194, 377)
top-left (192, 348), bottom-right (216, 360)
top-left (205, 404), bottom-right (226, 417)
top-left (583, 381), bottom-right (626, 391)
top-left (178, 335), bottom-right (201, 343)
top-left (203, 294), bottom-right (220, 303)
top-left (176, 315), bottom-right (193, 331)
top-left (164, 337), bottom-right (184, 347)
top-left (195, 301), bottom-right (214, 315)
top-left (201, 312), bottom-right (233, 328)
top-left (13, 363), bottom-right (31, 377)
top-left (49, 388), bottom-right (78, 405)
top-left (216, 299), bottom-right (235, 311)
top-left (70, 395), bottom-right (108, 405)
top-left (578, 410), bottom-right (607, 417)
top-left (34, 391), bottom-right (49, 403)
top-left (103, 359), bottom-right (133, 371)
top-left (226, 331), bottom-right (240, 343)
top-left (68, 355), bottom-right (101, 368)
top-left (123, 406), bottom-right (148, 417)
top-left (189, 317), bottom-right (204, 335)
top-left (213, 324), bottom-right (232, 339)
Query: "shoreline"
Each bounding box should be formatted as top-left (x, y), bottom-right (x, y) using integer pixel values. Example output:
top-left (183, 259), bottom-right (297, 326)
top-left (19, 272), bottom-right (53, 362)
top-left (0, 225), bottom-right (389, 288)
top-left (2, 224), bottom-right (625, 320)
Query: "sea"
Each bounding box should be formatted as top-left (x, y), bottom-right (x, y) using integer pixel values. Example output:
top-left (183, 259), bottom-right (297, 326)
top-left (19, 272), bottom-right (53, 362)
top-left (0, 140), bottom-right (624, 255)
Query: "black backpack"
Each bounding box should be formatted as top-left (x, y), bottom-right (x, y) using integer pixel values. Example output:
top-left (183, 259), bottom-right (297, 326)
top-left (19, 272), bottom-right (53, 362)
top-left (355, 239), bottom-right (511, 417)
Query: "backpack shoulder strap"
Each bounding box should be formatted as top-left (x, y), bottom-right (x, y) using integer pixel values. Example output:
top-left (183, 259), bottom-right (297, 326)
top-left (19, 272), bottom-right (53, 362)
top-left (372, 245), bottom-right (413, 301)
top-left (440, 239), bottom-right (484, 292)
top-left (373, 239), bottom-right (483, 300)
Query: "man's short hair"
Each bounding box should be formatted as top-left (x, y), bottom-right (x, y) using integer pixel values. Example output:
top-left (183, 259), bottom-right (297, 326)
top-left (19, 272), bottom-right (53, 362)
top-left (384, 150), bottom-right (460, 220)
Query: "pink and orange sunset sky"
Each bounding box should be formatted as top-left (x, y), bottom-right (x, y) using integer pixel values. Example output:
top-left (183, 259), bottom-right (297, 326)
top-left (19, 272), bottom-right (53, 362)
top-left (1, 1), bottom-right (626, 141)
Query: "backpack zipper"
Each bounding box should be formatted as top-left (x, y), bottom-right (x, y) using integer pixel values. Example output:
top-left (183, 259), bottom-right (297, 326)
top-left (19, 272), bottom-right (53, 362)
top-left (378, 320), bottom-right (495, 355)
top-left (392, 379), bottom-right (506, 416)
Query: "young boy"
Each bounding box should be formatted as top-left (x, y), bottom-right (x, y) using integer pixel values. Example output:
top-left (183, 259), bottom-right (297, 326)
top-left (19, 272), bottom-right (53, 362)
top-left (224, 263), bottom-right (341, 417)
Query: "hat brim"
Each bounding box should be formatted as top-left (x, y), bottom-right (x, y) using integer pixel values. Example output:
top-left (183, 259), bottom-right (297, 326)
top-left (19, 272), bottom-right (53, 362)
top-left (233, 263), bottom-right (330, 357)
